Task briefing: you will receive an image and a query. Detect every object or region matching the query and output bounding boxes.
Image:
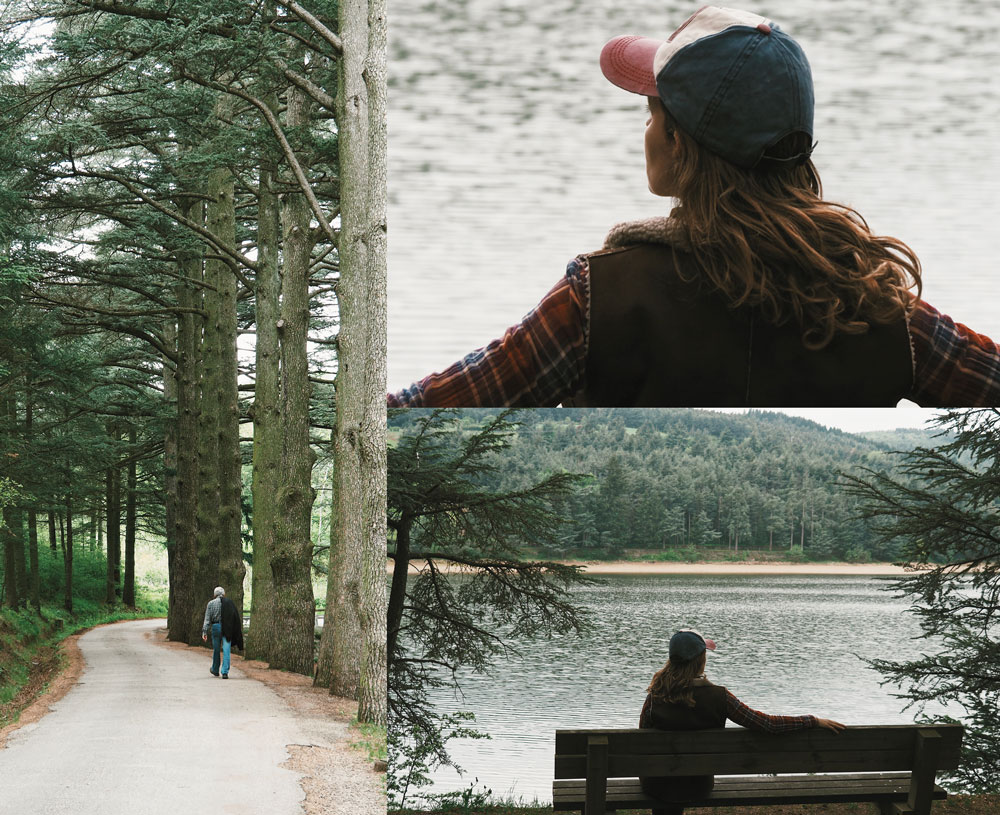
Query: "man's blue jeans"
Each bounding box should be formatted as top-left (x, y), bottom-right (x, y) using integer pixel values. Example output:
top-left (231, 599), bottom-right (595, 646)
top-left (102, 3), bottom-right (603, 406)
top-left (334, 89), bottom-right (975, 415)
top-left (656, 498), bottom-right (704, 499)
top-left (210, 623), bottom-right (231, 676)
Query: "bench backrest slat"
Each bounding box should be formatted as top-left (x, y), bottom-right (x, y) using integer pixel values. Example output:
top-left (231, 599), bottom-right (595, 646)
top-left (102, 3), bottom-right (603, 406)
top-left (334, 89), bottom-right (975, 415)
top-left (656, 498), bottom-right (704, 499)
top-left (553, 725), bottom-right (963, 780)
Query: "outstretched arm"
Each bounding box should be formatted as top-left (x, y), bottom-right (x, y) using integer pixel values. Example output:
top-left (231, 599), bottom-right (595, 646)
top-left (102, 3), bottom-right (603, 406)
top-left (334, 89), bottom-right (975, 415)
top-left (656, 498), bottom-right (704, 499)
top-left (725, 690), bottom-right (843, 734)
top-left (388, 260), bottom-right (590, 407)
top-left (909, 300), bottom-right (1000, 406)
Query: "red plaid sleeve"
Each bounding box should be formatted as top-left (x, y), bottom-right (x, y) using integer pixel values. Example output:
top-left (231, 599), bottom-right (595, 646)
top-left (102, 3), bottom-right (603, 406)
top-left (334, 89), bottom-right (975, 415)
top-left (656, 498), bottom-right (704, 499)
top-left (388, 258), bottom-right (590, 407)
top-left (725, 690), bottom-right (816, 733)
top-left (909, 300), bottom-right (1000, 406)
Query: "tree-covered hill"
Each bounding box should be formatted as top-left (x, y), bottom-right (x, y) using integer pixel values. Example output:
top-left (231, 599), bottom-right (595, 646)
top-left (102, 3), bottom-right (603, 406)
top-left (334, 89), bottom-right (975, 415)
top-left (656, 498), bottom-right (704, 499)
top-left (390, 409), bottom-right (940, 562)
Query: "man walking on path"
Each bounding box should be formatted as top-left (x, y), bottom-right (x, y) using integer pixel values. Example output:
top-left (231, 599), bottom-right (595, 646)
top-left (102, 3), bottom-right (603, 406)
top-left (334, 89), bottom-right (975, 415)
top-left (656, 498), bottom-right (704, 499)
top-left (202, 586), bottom-right (238, 678)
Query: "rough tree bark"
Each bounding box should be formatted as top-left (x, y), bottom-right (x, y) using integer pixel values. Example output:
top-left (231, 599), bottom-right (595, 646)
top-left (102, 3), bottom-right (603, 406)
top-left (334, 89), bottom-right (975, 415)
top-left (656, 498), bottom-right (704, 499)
top-left (193, 178), bottom-right (222, 636)
top-left (169, 200), bottom-right (203, 643)
top-left (266, 79), bottom-right (318, 676)
top-left (25, 400), bottom-right (40, 612)
top-left (123, 426), bottom-right (137, 607)
top-left (208, 158), bottom-right (246, 612)
top-left (2, 506), bottom-right (20, 610)
top-left (63, 494), bottom-right (73, 613)
top-left (163, 318), bottom-right (178, 628)
top-left (247, 129), bottom-right (282, 661)
top-left (316, 0), bottom-right (388, 727)
top-left (104, 431), bottom-right (121, 605)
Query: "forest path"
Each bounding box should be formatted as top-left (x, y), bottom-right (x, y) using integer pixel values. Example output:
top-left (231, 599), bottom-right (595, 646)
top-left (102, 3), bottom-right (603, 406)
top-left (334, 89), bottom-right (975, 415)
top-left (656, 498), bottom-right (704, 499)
top-left (0, 618), bottom-right (310, 815)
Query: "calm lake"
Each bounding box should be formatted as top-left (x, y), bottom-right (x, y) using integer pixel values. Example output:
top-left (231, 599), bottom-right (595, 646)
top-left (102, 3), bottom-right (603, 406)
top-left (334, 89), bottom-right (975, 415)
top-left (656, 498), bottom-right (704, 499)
top-left (387, 0), bottom-right (1000, 392)
top-left (422, 574), bottom-right (959, 803)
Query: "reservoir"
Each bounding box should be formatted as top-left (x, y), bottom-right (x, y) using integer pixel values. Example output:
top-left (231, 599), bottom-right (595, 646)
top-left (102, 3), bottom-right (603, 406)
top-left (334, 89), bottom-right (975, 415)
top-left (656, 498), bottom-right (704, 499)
top-left (421, 573), bottom-right (958, 802)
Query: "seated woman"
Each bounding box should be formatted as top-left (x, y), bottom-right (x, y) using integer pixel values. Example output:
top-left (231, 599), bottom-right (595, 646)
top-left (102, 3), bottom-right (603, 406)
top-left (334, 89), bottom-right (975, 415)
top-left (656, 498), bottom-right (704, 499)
top-left (639, 629), bottom-right (844, 815)
top-left (389, 6), bottom-right (1000, 408)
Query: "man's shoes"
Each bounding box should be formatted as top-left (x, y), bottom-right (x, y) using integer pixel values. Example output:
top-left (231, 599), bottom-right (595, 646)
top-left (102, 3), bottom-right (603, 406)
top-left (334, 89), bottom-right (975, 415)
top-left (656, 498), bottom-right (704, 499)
top-left (222, 674), bottom-right (228, 679)
top-left (211, 671), bottom-right (220, 677)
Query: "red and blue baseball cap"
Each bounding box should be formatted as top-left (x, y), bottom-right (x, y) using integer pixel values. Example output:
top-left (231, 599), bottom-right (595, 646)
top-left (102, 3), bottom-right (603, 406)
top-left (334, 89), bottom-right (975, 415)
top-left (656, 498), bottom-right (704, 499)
top-left (669, 628), bottom-right (717, 661)
top-left (600, 6), bottom-right (814, 169)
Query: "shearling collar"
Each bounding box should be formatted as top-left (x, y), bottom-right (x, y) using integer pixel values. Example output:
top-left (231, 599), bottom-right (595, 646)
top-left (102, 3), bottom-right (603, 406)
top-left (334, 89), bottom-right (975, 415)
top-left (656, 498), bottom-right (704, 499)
top-left (603, 215), bottom-right (692, 251)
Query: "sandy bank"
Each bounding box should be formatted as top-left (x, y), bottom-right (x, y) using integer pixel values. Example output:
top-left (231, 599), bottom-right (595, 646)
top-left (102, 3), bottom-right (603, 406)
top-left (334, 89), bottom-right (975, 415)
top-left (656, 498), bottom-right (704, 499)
top-left (562, 561), bottom-right (917, 575)
top-left (393, 560), bottom-right (921, 576)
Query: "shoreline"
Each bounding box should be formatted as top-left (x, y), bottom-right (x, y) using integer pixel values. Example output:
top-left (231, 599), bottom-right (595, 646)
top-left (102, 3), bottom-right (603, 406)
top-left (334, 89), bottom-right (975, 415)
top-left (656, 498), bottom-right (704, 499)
top-left (563, 560), bottom-right (916, 575)
top-left (395, 560), bottom-right (920, 576)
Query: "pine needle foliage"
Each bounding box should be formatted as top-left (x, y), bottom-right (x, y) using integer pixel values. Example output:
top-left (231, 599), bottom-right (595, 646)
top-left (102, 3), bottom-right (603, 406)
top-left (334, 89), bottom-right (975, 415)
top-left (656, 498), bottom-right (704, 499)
top-left (843, 408), bottom-right (1000, 792)
top-left (387, 408), bottom-right (592, 808)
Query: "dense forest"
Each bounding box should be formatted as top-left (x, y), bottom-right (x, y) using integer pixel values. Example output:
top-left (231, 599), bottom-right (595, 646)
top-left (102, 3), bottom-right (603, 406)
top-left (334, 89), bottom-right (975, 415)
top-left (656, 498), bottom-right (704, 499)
top-left (390, 408), bottom-right (941, 562)
top-left (0, 0), bottom-right (386, 725)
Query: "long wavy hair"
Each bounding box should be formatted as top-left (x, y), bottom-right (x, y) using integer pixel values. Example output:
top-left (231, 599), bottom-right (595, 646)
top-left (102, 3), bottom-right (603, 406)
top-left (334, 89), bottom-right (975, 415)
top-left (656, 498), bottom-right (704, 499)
top-left (647, 652), bottom-right (708, 708)
top-left (658, 101), bottom-right (922, 350)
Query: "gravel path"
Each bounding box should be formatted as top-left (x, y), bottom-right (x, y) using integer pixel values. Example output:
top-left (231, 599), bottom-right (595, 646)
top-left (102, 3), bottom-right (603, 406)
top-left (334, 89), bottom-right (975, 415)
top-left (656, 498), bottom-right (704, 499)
top-left (0, 618), bottom-right (384, 815)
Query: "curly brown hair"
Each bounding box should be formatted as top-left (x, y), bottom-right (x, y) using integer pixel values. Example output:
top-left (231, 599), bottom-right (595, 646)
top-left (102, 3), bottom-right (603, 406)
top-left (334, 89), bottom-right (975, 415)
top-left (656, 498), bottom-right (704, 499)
top-left (647, 652), bottom-right (708, 708)
top-left (659, 102), bottom-right (922, 350)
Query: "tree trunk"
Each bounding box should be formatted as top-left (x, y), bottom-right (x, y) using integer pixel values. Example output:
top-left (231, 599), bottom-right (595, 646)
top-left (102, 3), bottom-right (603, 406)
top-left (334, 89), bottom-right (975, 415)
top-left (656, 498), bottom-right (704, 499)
top-left (123, 427), bottom-right (137, 607)
top-left (25, 400), bottom-right (40, 612)
top-left (48, 509), bottom-right (57, 553)
top-left (9, 505), bottom-right (26, 610)
top-left (206, 155), bottom-right (246, 614)
top-left (105, 449), bottom-right (121, 605)
top-left (163, 317), bottom-right (179, 629)
top-left (169, 199), bottom-right (203, 644)
top-left (247, 133), bottom-right (282, 662)
top-left (63, 495), bottom-right (73, 613)
top-left (262, 80), bottom-right (317, 676)
top-left (193, 183), bottom-right (222, 639)
top-left (27, 508), bottom-right (39, 614)
top-left (317, 0), bottom-right (388, 727)
top-left (356, 0), bottom-right (389, 723)
top-left (2, 506), bottom-right (21, 610)
top-left (386, 516), bottom-right (411, 667)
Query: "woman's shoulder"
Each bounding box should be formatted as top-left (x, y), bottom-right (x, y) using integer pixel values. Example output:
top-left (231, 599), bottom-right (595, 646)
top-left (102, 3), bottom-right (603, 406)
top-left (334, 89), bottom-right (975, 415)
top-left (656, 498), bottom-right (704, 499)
top-left (601, 216), bottom-right (692, 252)
top-left (693, 677), bottom-right (728, 695)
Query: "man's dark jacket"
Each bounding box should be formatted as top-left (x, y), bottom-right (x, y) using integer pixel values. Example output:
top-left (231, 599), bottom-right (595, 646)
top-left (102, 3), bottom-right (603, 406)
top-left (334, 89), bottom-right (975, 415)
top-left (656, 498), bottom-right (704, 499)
top-left (220, 596), bottom-right (245, 651)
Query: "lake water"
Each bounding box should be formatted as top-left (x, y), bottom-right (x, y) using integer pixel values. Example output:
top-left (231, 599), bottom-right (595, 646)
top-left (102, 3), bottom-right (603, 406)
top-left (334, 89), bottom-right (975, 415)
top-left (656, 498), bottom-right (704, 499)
top-left (387, 0), bottom-right (1000, 392)
top-left (421, 574), bottom-right (960, 803)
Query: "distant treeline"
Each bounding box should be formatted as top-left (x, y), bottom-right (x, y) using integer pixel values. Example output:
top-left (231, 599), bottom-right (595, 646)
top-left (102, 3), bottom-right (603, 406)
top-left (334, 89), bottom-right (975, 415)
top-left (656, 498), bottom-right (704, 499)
top-left (389, 409), bottom-right (941, 562)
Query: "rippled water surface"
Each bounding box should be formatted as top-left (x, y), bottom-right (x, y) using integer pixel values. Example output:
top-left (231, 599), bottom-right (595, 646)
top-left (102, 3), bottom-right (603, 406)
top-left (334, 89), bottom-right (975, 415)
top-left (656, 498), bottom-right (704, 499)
top-left (420, 574), bottom-right (958, 802)
top-left (387, 0), bottom-right (1000, 391)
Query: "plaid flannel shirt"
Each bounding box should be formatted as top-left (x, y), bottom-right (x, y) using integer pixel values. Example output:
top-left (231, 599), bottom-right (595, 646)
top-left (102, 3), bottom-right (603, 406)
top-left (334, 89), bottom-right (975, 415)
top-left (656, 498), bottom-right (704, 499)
top-left (638, 691), bottom-right (817, 734)
top-left (388, 256), bottom-right (1000, 407)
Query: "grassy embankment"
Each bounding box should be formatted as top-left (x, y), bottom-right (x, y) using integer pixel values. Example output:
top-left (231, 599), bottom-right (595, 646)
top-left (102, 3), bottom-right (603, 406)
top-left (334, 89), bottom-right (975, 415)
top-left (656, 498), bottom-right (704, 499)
top-left (0, 597), bottom-right (167, 729)
top-left (0, 537), bottom-right (175, 729)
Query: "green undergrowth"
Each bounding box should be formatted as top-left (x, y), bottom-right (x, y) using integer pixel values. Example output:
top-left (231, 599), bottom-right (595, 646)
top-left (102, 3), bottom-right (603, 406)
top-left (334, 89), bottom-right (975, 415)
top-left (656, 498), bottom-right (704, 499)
top-left (350, 716), bottom-right (388, 767)
top-left (388, 794), bottom-right (1000, 815)
top-left (0, 594), bottom-right (165, 725)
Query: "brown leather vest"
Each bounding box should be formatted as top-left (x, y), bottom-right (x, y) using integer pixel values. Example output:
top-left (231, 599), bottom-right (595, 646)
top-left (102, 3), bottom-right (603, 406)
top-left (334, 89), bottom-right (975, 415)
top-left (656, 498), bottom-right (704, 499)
top-left (571, 243), bottom-right (913, 406)
top-left (647, 682), bottom-right (729, 731)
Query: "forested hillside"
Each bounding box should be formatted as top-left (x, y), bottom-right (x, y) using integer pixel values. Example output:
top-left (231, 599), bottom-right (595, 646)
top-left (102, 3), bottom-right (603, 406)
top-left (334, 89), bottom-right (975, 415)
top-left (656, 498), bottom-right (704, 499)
top-left (390, 409), bottom-right (939, 562)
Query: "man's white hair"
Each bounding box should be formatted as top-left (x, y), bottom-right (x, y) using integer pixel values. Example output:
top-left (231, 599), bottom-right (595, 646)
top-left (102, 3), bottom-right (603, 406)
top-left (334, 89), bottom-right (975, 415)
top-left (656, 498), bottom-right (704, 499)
top-left (214, 586), bottom-right (225, 597)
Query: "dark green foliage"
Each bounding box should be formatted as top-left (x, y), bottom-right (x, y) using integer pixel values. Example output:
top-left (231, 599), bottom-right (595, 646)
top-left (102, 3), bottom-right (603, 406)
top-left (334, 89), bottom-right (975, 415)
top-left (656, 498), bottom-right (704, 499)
top-left (387, 409), bottom-right (591, 808)
top-left (843, 408), bottom-right (1000, 792)
top-left (389, 408), bottom-right (938, 562)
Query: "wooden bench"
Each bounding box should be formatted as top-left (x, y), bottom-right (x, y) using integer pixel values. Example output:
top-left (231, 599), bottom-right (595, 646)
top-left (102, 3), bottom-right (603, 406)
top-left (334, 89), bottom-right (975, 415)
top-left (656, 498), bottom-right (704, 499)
top-left (553, 724), bottom-right (963, 815)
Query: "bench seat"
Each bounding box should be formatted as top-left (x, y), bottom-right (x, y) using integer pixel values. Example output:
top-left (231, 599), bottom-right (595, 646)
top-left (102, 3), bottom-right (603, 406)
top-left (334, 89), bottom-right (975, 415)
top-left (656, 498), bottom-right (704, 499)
top-left (553, 772), bottom-right (947, 811)
top-left (553, 725), bottom-right (964, 815)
